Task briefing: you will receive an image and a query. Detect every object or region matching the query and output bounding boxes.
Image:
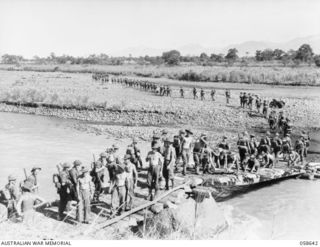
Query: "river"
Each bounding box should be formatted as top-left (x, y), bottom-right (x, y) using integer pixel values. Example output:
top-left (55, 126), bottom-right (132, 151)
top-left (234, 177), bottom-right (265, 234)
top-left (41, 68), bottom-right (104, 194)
top-left (0, 111), bottom-right (319, 240)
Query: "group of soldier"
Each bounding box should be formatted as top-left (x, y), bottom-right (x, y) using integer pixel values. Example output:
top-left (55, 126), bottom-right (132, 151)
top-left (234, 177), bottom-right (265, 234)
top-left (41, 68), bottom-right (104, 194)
top-left (1, 167), bottom-right (46, 225)
top-left (93, 73), bottom-right (234, 103)
top-left (1, 119), bottom-right (311, 225)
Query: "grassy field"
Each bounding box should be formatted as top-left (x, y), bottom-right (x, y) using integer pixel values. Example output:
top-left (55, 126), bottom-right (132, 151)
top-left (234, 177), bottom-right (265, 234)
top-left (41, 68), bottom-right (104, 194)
top-left (1, 63), bottom-right (320, 86)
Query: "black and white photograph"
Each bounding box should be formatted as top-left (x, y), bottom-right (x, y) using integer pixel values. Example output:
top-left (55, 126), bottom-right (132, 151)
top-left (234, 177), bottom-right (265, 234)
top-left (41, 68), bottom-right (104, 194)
top-left (0, 0), bottom-right (320, 242)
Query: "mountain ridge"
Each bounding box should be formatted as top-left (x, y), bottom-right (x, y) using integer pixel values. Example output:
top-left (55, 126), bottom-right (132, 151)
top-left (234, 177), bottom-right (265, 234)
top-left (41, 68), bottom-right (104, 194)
top-left (110, 34), bottom-right (320, 57)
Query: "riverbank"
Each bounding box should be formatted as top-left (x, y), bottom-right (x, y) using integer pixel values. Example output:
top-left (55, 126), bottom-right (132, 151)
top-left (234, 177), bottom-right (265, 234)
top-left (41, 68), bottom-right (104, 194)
top-left (0, 69), bottom-right (319, 141)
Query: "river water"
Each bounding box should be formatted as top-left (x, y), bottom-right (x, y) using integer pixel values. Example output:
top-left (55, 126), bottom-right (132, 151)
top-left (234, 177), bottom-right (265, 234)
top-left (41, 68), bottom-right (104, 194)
top-left (0, 111), bottom-right (319, 240)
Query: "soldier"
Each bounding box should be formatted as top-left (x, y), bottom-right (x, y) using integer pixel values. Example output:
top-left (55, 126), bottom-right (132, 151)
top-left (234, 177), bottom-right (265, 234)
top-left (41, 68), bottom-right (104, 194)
top-left (126, 138), bottom-right (143, 170)
top-left (248, 134), bottom-right (258, 155)
top-left (106, 145), bottom-right (121, 195)
top-left (200, 88), bottom-right (205, 101)
top-left (151, 133), bottom-right (162, 153)
top-left (217, 149), bottom-right (228, 169)
top-left (181, 129), bottom-right (193, 175)
top-left (295, 136), bottom-right (305, 163)
top-left (161, 129), bottom-right (169, 143)
top-left (301, 131), bottom-right (311, 158)
top-left (239, 92), bottom-right (243, 107)
top-left (16, 181), bottom-right (46, 225)
top-left (262, 100), bottom-right (268, 118)
top-left (278, 111), bottom-right (285, 131)
top-left (99, 152), bottom-right (108, 167)
top-left (225, 89), bottom-right (231, 104)
top-left (193, 87), bottom-right (198, 99)
top-left (162, 86), bottom-right (166, 96)
top-left (77, 167), bottom-right (94, 223)
top-left (162, 137), bottom-right (176, 189)
top-left (123, 155), bottom-right (138, 211)
top-left (271, 133), bottom-right (283, 160)
top-left (282, 134), bottom-right (292, 160)
top-left (256, 96), bottom-right (262, 113)
top-left (90, 161), bottom-right (104, 202)
top-left (55, 163), bottom-right (73, 221)
top-left (146, 143), bottom-right (163, 201)
top-left (111, 144), bottom-right (121, 163)
top-left (200, 143), bottom-right (214, 173)
top-left (237, 133), bottom-right (249, 163)
top-left (218, 136), bottom-right (230, 151)
top-left (244, 155), bottom-right (260, 173)
top-left (248, 94), bottom-right (254, 110)
top-left (3, 175), bottom-right (19, 219)
top-left (243, 92), bottom-right (248, 108)
top-left (259, 132), bottom-right (271, 154)
top-left (287, 148), bottom-right (300, 167)
top-left (211, 89), bottom-right (216, 101)
top-left (111, 162), bottom-right (126, 215)
top-left (180, 87), bottom-right (184, 98)
top-left (166, 86), bottom-right (171, 97)
top-left (69, 160), bottom-right (82, 202)
top-left (26, 167), bottom-right (42, 193)
top-left (283, 118), bottom-right (292, 137)
top-left (265, 131), bottom-right (272, 146)
top-left (193, 134), bottom-right (207, 175)
top-left (259, 151), bottom-right (275, 168)
top-left (268, 111), bottom-right (277, 130)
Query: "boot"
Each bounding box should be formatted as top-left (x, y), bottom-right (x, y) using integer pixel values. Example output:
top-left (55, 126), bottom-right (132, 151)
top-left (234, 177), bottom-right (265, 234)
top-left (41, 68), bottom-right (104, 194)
top-left (171, 179), bottom-right (174, 189)
top-left (154, 189), bottom-right (159, 200)
top-left (195, 165), bottom-right (200, 175)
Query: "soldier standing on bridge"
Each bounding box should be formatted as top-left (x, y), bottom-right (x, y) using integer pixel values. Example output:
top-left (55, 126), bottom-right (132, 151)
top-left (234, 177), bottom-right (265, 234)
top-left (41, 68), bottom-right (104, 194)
top-left (181, 129), bottom-right (193, 176)
top-left (124, 155), bottom-right (137, 211)
top-left (146, 143), bottom-right (163, 201)
top-left (77, 167), bottom-right (94, 223)
top-left (126, 138), bottom-right (143, 170)
top-left (162, 137), bottom-right (176, 190)
top-left (69, 160), bottom-right (81, 202)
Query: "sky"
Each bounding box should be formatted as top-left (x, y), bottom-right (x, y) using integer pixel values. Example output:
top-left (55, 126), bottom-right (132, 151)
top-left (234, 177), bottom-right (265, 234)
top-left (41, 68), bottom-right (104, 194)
top-left (0, 0), bottom-right (319, 58)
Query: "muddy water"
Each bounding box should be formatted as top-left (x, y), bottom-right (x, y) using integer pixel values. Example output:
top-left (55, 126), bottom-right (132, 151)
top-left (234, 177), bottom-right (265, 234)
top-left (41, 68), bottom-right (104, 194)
top-left (0, 112), bottom-right (150, 200)
top-left (0, 112), bottom-right (320, 240)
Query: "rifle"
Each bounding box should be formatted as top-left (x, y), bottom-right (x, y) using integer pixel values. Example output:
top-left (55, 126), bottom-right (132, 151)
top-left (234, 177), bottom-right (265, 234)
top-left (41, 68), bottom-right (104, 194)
top-left (23, 168), bottom-right (28, 180)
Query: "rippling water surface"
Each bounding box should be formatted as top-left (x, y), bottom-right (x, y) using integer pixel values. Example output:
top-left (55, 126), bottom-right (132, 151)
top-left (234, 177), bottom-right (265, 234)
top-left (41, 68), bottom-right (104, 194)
top-left (0, 112), bottom-right (319, 239)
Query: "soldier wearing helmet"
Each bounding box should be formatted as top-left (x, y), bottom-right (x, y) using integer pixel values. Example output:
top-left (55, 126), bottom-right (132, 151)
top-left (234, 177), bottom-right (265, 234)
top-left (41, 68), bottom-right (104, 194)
top-left (3, 175), bottom-right (19, 219)
top-left (146, 143), bottom-right (164, 201)
top-left (126, 138), bottom-right (143, 170)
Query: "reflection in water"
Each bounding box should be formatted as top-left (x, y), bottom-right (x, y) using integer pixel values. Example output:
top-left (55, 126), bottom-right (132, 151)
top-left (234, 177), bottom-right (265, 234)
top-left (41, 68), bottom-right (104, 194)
top-left (0, 111), bottom-right (320, 239)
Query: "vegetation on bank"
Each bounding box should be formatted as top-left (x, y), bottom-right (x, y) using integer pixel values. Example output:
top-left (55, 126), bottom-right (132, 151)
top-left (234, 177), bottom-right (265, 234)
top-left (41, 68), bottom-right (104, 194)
top-left (1, 43), bottom-right (320, 86)
top-left (1, 43), bottom-right (319, 67)
top-left (0, 63), bottom-right (319, 86)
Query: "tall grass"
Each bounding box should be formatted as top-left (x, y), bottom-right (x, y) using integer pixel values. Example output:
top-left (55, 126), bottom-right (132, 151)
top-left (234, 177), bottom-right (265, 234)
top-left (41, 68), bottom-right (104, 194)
top-left (1, 64), bottom-right (319, 86)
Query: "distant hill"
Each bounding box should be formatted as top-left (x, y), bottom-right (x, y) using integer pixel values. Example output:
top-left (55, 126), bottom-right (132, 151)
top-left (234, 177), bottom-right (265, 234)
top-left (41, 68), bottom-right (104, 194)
top-left (220, 34), bottom-right (320, 56)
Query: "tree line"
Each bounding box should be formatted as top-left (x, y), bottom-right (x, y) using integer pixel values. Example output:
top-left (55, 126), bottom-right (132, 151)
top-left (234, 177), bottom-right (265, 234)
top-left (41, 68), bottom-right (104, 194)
top-left (1, 44), bottom-right (320, 67)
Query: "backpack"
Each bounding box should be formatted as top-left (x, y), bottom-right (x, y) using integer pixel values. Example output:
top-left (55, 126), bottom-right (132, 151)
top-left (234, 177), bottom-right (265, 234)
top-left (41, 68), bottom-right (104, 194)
top-left (0, 186), bottom-right (11, 201)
